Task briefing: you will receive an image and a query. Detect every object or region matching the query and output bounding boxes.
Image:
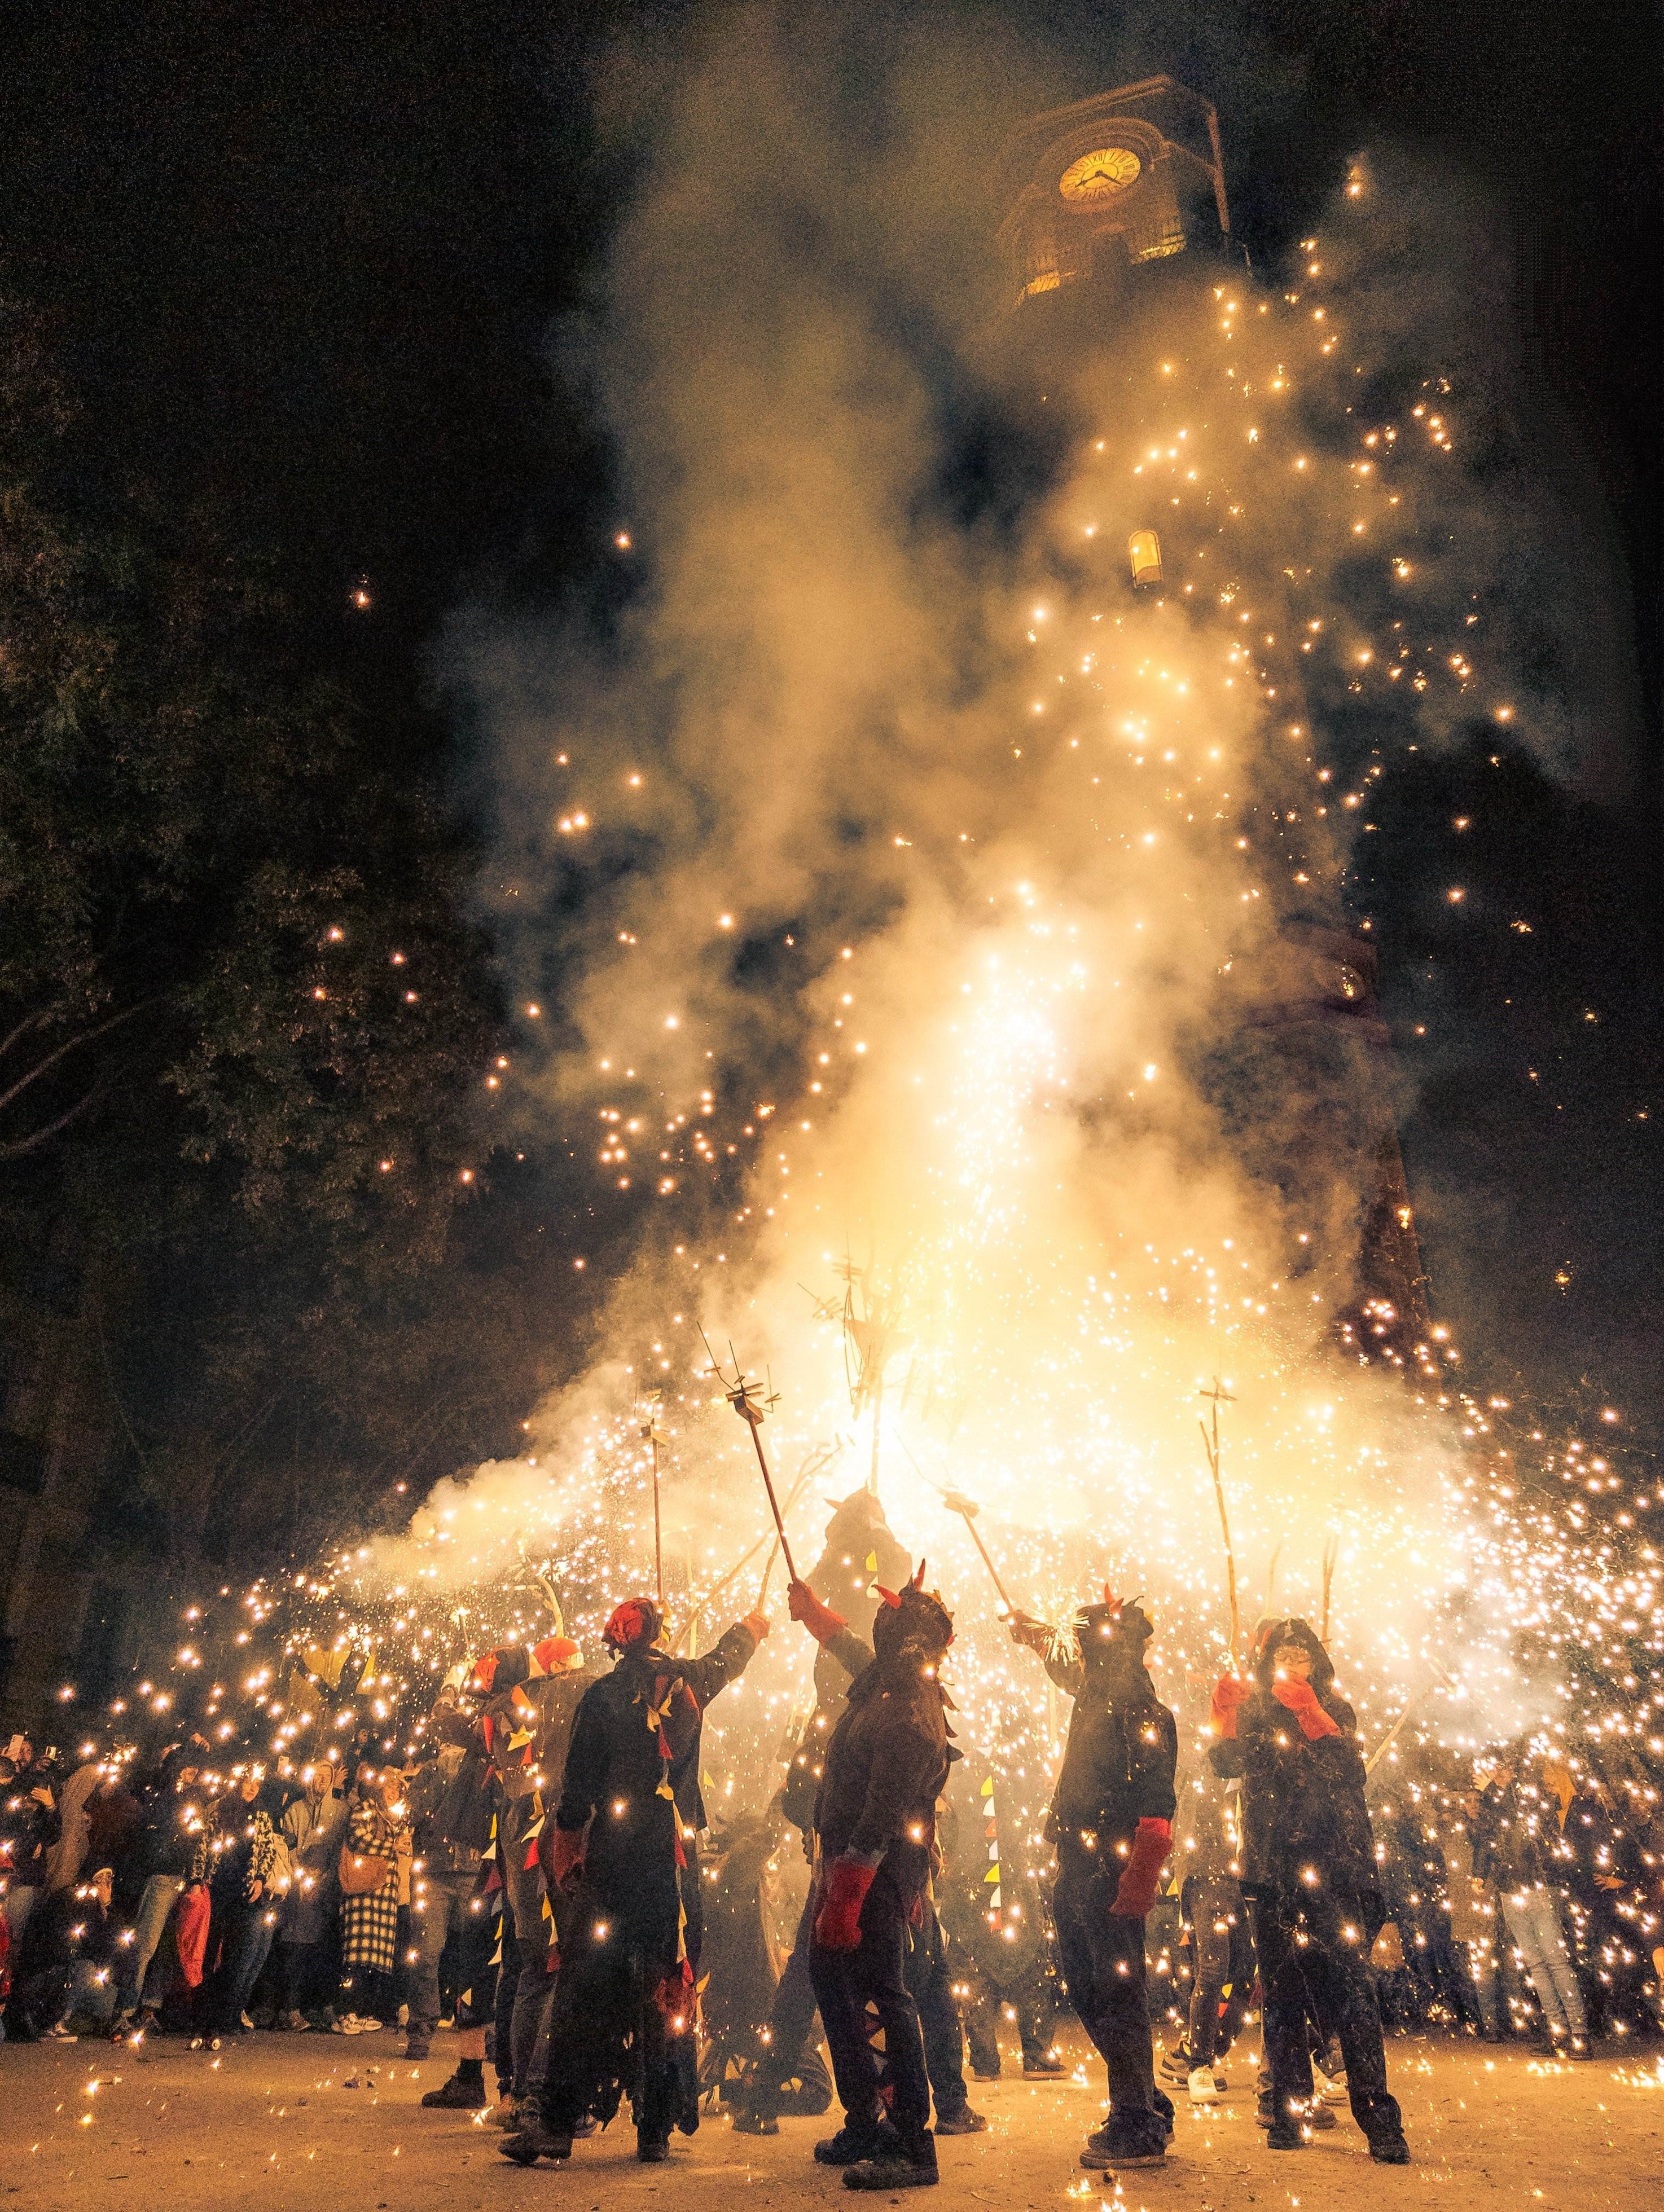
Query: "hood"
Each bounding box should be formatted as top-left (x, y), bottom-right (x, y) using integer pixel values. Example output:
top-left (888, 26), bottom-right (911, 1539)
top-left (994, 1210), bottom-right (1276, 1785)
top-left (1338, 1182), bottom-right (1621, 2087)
top-left (1251, 1615), bottom-right (1336, 1698)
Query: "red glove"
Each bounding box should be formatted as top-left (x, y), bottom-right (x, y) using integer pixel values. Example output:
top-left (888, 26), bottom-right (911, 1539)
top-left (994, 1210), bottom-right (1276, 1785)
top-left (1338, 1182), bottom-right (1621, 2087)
top-left (813, 1856), bottom-right (875, 1951)
top-left (787, 1580), bottom-right (848, 1646)
top-left (541, 1822), bottom-right (586, 1889)
top-left (1273, 1680), bottom-right (1341, 1740)
top-left (1210, 1674), bottom-right (1249, 1739)
top-left (742, 1612), bottom-right (771, 1644)
top-left (1110, 1817), bottom-right (1172, 1918)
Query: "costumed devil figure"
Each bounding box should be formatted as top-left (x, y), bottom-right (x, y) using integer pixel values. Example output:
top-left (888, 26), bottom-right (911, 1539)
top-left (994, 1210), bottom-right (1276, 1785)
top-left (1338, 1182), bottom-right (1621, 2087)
top-left (1209, 1617), bottom-right (1411, 2163)
top-left (806, 1562), bottom-right (956, 2191)
top-left (1011, 1591), bottom-right (1177, 2171)
top-left (734, 1489), bottom-right (911, 2134)
top-left (502, 1595), bottom-right (766, 2167)
top-left (475, 1632), bottom-right (595, 2119)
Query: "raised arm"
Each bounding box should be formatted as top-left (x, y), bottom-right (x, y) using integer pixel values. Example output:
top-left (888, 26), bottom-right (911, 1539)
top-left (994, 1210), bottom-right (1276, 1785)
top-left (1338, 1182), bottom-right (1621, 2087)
top-left (681, 1615), bottom-right (767, 1708)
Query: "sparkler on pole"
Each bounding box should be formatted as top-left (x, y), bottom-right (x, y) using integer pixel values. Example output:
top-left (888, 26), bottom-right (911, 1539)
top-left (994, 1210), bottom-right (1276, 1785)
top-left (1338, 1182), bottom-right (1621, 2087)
top-left (1365, 1656), bottom-right (1456, 1777)
top-left (638, 1391), bottom-right (665, 1606)
top-left (701, 1330), bottom-right (796, 1581)
top-left (671, 1445), bottom-right (836, 1657)
top-left (1199, 1378), bottom-right (1241, 1668)
top-left (808, 1256), bottom-right (911, 1499)
top-left (939, 1488), bottom-right (1020, 1617)
top-left (1320, 1534), bottom-right (1341, 1647)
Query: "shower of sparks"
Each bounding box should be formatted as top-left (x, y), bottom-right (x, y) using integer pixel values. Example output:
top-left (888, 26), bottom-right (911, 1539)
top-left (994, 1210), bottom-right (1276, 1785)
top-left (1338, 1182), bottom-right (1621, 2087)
top-left (89, 182), bottom-right (1659, 1870)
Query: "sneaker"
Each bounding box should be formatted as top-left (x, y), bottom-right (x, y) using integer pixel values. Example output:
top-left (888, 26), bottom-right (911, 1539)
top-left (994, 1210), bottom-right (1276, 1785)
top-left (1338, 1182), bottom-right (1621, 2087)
top-left (844, 2135), bottom-right (939, 2190)
top-left (1314, 2064), bottom-right (1347, 2104)
top-left (1080, 2121), bottom-right (1167, 2171)
top-left (493, 2096), bottom-right (526, 2130)
top-left (45, 2023), bottom-right (78, 2042)
top-left (422, 2070), bottom-right (488, 2110)
top-left (934, 2105), bottom-right (988, 2135)
top-left (638, 2134), bottom-right (670, 2163)
top-left (816, 2122), bottom-right (901, 2167)
top-left (499, 2121), bottom-right (573, 2165)
top-left (354, 2015), bottom-right (383, 2033)
top-left (1367, 2129), bottom-right (1412, 2165)
top-left (1158, 2043), bottom-right (1196, 2085)
top-left (1187, 2066), bottom-right (1218, 2105)
top-left (330, 2015), bottom-right (358, 2035)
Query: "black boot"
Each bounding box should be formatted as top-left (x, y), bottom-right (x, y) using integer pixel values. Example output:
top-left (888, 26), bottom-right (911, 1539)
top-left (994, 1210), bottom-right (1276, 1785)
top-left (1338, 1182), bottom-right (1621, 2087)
top-left (816, 2119), bottom-right (902, 2167)
top-left (844, 2129), bottom-right (939, 2189)
top-left (1366, 2123), bottom-right (1412, 2165)
top-left (422, 2069), bottom-right (486, 2109)
top-left (1081, 2117), bottom-right (1167, 2171)
top-left (498, 2118), bottom-right (574, 2165)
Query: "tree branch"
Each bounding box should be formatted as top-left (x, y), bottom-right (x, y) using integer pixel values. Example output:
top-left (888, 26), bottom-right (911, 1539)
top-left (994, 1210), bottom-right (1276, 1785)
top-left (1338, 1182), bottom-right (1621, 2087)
top-left (0, 996), bottom-right (161, 1116)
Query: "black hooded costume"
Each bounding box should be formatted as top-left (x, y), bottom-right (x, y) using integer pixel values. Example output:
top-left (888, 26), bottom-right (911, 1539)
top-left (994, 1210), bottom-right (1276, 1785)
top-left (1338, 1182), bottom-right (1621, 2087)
top-left (1208, 1617), bottom-right (1405, 2152)
top-left (1037, 1599), bottom-right (1177, 2162)
top-left (807, 1579), bottom-right (955, 2180)
top-left (530, 1605), bottom-right (761, 2156)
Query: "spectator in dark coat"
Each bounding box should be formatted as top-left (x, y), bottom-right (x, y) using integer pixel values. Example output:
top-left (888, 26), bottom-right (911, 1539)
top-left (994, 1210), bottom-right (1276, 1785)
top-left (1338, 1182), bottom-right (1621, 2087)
top-left (1, 1740), bottom-right (60, 1957)
top-left (1471, 1751), bottom-right (1589, 2050)
top-left (1542, 1753), bottom-right (1651, 2038)
top-left (1210, 1618), bottom-right (1408, 2162)
top-left (112, 1745), bottom-right (207, 2034)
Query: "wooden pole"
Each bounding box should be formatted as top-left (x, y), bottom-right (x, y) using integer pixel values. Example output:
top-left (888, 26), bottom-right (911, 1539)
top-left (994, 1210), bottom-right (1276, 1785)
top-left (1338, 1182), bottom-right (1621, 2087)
top-left (738, 1397), bottom-right (796, 1580)
top-left (1200, 1380), bottom-right (1241, 1669)
top-left (941, 1490), bottom-right (1017, 1614)
top-left (1320, 1535), bottom-right (1339, 1648)
top-left (651, 1428), bottom-right (664, 1606)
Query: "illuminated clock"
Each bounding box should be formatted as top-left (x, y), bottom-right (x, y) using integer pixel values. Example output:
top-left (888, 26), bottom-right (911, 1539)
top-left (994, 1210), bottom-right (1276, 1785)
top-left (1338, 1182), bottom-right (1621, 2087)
top-left (1058, 146), bottom-right (1142, 203)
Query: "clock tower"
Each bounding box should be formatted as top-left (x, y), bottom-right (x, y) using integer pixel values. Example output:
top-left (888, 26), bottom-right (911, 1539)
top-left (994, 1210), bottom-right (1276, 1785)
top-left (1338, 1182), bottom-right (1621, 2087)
top-left (995, 76), bottom-right (1230, 312)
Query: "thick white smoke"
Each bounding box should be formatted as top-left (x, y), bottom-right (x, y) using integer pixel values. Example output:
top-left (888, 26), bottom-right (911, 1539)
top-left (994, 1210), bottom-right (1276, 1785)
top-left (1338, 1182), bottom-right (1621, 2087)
top-left (395, 9), bottom-right (1602, 1761)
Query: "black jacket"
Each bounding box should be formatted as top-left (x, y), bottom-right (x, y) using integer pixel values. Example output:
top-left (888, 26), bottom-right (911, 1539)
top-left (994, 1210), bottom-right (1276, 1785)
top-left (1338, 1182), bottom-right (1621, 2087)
top-left (0, 1783), bottom-right (60, 1888)
top-left (1043, 1641), bottom-right (1177, 1853)
top-left (1208, 1617), bottom-right (1377, 1895)
top-left (554, 1620), bottom-right (758, 1933)
top-left (1470, 1780), bottom-right (1551, 1893)
top-left (408, 1739), bottom-right (498, 1875)
top-left (813, 1651), bottom-right (951, 1894)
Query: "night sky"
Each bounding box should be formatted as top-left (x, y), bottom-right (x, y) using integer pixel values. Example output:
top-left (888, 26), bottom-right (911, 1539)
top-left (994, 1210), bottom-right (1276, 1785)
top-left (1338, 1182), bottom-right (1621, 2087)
top-left (6, 0), bottom-right (1659, 1410)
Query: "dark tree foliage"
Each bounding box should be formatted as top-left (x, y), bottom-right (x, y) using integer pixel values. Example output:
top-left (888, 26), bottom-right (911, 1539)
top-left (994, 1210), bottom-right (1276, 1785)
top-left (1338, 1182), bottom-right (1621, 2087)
top-left (0, 298), bottom-right (573, 1569)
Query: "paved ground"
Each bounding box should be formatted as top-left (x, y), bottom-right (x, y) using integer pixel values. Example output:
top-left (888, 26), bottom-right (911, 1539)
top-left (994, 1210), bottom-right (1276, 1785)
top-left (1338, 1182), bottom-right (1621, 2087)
top-left (3, 2026), bottom-right (1661, 2212)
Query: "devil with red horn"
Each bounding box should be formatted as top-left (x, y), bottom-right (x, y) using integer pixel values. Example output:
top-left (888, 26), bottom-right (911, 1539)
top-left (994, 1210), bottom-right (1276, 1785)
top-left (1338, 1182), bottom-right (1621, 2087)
top-left (797, 1555), bottom-right (956, 2186)
top-left (1008, 1581), bottom-right (1177, 2169)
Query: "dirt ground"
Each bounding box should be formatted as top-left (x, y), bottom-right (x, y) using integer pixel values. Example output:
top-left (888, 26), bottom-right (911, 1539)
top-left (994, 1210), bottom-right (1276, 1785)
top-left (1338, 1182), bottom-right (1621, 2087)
top-left (3, 2026), bottom-right (1661, 2212)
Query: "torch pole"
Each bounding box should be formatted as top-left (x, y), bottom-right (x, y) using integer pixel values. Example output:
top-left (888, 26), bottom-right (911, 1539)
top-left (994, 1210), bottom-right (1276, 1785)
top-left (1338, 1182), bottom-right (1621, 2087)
top-left (740, 1407), bottom-right (797, 1581)
top-left (939, 1490), bottom-right (1018, 1615)
top-left (1200, 1381), bottom-right (1241, 1671)
top-left (651, 1429), bottom-right (664, 1607)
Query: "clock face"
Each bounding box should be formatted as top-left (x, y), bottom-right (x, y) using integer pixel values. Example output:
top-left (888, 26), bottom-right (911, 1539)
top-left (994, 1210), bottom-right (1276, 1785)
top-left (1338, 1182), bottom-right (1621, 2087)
top-left (1059, 145), bottom-right (1142, 203)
